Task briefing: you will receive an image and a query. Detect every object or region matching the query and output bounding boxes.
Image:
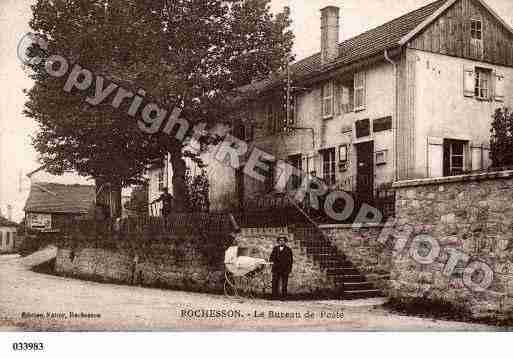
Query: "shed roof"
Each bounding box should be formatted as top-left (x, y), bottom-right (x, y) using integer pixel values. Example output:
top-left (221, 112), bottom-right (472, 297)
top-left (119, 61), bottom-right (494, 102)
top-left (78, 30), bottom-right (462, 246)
top-left (24, 182), bottom-right (95, 215)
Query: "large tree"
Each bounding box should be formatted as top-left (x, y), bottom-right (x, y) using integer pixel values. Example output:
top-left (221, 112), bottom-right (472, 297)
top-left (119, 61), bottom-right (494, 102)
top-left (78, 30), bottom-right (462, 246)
top-left (24, 0), bottom-right (294, 212)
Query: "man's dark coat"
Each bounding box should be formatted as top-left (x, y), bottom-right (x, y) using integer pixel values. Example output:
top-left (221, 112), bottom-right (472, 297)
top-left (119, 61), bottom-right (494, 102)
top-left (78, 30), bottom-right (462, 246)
top-left (269, 245), bottom-right (293, 274)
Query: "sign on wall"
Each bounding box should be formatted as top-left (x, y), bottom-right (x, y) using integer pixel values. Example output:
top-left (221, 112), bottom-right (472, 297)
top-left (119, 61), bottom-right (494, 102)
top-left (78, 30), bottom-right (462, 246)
top-left (27, 213), bottom-right (52, 230)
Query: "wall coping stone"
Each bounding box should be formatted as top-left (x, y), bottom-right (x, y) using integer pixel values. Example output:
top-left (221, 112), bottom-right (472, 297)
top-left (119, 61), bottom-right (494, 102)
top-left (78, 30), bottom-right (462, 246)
top-left (319, 223), bottom-right (390, 229)
top-left (392, 170), bottom-right (513, 189)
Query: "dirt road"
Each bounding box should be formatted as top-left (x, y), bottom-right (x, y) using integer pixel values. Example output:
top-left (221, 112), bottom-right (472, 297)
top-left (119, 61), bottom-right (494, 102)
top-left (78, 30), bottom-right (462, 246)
top-left (0, 254), bottom-right (497, 331)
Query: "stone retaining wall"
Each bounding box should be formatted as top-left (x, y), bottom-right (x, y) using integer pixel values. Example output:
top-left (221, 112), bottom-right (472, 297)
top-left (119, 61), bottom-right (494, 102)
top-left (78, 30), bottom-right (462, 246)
top-left (390, 170), bottom-right (513, 319)
top-left (55, 233), bottom-right (229, 293)
top-left (55, 226), bottom-right (340, 297)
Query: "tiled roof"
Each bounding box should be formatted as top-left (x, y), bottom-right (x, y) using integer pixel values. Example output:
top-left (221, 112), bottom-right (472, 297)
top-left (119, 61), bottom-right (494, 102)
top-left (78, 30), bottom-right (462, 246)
top-left (24, 182), bottom-right (96, 214)
top-left (0, 216), bottom-right (18, 227)
top-left (237, 0), bottom-right (448, 95)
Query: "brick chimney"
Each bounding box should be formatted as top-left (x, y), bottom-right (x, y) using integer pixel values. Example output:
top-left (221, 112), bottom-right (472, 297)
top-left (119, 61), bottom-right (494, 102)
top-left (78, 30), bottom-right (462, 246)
top-left (320, 6), bottom-right (340, 65)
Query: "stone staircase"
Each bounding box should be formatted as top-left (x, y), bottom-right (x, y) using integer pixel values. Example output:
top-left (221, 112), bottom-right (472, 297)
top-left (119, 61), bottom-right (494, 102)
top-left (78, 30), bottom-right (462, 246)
top-left (293, 226), bottom-right (385, 299)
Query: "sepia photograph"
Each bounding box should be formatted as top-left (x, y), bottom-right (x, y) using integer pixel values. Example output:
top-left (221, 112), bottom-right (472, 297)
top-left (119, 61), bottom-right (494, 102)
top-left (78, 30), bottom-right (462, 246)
top-left (2, 0), bottom-right (513, 354)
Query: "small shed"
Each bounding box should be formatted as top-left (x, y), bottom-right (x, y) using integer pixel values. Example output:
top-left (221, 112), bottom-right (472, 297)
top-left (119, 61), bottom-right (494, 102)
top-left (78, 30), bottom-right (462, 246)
top-left (24, 182), bottom-right (96, 232)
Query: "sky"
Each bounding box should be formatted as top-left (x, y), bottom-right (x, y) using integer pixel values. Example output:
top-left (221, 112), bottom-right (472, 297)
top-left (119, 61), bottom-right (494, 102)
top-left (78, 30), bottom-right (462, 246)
top-left (1, 0), bottom-right (512, 221)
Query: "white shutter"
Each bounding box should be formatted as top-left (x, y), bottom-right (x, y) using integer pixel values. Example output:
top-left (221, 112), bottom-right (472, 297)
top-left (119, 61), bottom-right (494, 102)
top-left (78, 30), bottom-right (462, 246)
top-left (334, 82), bottom-right (341, 116)
top-left (464, 67), bottom-right (475, 97)
top-left (354, 71), bottom-right (366, 109)
top-left (495, 73), bottom-right (505, 102)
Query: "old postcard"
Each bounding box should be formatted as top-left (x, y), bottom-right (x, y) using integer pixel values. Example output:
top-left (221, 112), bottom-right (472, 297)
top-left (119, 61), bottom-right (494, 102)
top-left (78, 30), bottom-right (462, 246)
top-left (2, 0), bottom-right (513, 347)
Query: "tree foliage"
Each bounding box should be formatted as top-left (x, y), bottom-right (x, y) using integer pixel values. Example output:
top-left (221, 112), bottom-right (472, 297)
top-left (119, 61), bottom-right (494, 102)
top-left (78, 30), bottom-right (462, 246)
top-left (24, 0), bottom-right (294, 209)
top-left (490, 108), bottom-right (513, 168)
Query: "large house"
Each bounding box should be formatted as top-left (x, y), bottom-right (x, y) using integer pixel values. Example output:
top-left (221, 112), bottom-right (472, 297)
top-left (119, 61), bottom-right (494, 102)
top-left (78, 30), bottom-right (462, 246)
top-left (231, 0), bottom-right (513, 204)
top-left (148, 0), bottom-right (513, 215)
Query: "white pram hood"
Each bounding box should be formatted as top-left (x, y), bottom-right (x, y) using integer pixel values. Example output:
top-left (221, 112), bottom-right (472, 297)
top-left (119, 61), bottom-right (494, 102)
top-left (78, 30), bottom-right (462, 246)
top-left (224, 246), bottom-right (267, 277)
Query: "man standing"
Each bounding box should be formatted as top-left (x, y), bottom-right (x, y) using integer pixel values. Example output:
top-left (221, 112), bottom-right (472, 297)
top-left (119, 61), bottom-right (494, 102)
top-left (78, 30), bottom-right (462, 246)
top-left (269, 236), bottom-right (293, 300)
top-left (151, 187), bottom-right (174, 217)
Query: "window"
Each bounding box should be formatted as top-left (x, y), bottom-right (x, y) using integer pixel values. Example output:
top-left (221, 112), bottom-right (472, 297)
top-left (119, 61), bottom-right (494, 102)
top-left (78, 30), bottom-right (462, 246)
top-left (373, 116), bottom-right (392, 132)
top-left (267, 102), bottom-right (286, 135)
top-left (340, 86), bottom-right (355, 113)
top-left (339, 145), bottom-right (348, 163)
top-left (354, 71), bottom-right (366, 110)
top-left (475, 68), bottom-right (491, 99)
top-left (471, 19), bottom-right (482, 40)
top-left (286, 93), bottom-right (296, 127)
top-left (239, 123), bottom-right (254, 142)
top-left (320, 148), bottom-right (336, 186)
top-left (322, 82), bottom-right (334, 118)
top-left (6, 232), bottom-right (10, 247)
top-left (376, 150), bottom-right (388, 165)
top-left (287, 154), bottom-right (303, 190)
top-left (0, 232), bottom-right (3, 247)
top-left (264, 160), bottom-right (276, 193)
top-left (158, 168), bottom-right (165, 191)
top-left (470, 19), bottom-right (483, 58)
top-left (306, 155), bottom-right (316, 177)
top-left (355, 119), bottom-right (371, 138)
top-left (443, 139), bottom-right (466, 176)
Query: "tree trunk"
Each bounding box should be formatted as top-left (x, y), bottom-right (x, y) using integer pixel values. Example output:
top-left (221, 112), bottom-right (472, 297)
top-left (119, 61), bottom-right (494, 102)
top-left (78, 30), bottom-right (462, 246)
top-left (169, 151), bottom-right (188, 213)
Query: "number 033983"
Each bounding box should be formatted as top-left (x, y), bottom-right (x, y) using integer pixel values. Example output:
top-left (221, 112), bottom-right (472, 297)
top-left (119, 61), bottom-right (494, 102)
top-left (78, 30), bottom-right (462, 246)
top-left (12, 342), bottom-right (45, 351)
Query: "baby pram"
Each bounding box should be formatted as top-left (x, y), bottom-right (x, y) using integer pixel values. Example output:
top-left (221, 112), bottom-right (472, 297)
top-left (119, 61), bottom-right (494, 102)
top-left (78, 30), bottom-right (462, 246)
top-left (224, 246), bottom-right (271, 298)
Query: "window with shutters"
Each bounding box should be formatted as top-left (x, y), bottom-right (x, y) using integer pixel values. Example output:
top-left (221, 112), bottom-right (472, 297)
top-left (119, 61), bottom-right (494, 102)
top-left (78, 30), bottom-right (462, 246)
top-left (354, 71), bottom-right (366, 110)
top-left (465, 67), bottom-right (503, 101)
top-left (322, 82), bottom-right (334, 118)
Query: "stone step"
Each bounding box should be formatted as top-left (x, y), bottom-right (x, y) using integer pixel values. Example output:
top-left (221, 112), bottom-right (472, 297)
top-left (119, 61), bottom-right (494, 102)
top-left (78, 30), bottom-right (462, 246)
top-left (342, 289), bottom-right (384, 300)
top-left (313, 253), bottom-right (340, 260)
top-left (300, 240), bottom-right (333, 247)
top-left (333, 275), bottom-right (367, 283)
top-left (326, 267), bottom-right (360, 275)
top-left (305, 247), bottom-right (337, 255)
top-left (318, 259), bottom-right (353, 267)
top-left (342, 282), bottom-right (376, 291)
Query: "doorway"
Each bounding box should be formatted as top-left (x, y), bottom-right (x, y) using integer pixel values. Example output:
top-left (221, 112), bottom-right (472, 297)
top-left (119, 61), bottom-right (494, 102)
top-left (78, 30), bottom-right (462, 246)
top-left (355, 141), bottom-right (374, 204)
